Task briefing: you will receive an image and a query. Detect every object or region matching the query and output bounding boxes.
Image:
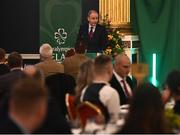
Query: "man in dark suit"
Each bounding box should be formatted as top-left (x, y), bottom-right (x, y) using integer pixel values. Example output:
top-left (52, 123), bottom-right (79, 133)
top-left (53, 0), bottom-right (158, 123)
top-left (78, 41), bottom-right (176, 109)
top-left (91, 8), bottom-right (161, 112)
top-left (0, 78), bottom-right (48, 134)
top-left (35, 43), bottom-right (64, 77)
top-left (0, 52), bottom-right (26, 101)
top-left (0, 66), bottom-right (72, 134)
top-left (110, 54), bottom-right (137, 105)
top-left (76, 10), bottom-right (108, 53)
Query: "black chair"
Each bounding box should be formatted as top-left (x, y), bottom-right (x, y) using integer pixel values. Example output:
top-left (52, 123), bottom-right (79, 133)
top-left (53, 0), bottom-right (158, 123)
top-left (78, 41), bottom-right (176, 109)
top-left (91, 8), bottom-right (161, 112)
top-left (45, 73), bottom-right (76, 116)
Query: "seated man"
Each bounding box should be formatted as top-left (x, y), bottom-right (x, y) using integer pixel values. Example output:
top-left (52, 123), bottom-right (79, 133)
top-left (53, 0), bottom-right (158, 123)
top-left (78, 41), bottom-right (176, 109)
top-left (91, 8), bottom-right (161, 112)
top-left (63, 42), bottom-right (89, 80)
top-left (23, 65), bottom-right (72, 133)
top-left (81, 55), bottom-right (120, 122)
top-left (0, 52), bottom-right (26, 101)
top-left (0, 78), bottom-right (48, 134)
top-left (110, 54), bottom-right (137, 105)
top-left (35, 43), bottom-right (64, 77)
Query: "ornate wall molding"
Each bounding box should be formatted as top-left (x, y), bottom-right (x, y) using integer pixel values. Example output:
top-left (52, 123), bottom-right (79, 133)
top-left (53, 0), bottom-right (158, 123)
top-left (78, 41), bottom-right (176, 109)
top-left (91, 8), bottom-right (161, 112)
top-left (99, 0), bottom-right (131, 33)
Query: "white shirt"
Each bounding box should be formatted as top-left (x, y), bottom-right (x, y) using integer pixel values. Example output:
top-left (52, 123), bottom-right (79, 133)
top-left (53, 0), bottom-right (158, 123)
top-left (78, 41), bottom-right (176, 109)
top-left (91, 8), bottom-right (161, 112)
top-left (113, 70), bottom-right (132, 97)
top-left (81, 80), bottom-right (120, 117)
top-left (88, 24), bottom-right (96, 33)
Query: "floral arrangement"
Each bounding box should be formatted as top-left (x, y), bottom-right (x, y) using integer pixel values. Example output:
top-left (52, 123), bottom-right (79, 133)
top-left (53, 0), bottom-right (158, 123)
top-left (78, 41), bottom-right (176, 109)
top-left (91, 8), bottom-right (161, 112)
top-left (165, 108), bottom-right (180, 130)
top-left (101, 14), bottom-right (124, 57)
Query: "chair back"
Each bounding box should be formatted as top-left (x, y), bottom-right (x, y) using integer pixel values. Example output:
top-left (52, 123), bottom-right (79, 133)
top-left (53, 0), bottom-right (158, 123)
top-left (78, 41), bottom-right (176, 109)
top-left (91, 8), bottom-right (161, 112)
top-left (65, 93), bottom-right (77, 121)
top-left (131, 63), bottom-right (149, 85)
top-left (45, 73), bottom-right (76, 116)
top-left (77, 101), bottom-right (104, 129)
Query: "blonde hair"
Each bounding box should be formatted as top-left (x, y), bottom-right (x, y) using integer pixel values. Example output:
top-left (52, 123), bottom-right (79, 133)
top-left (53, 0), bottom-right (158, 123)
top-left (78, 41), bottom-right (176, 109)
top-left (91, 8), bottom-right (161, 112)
top-left (75, 59), bottom-right (94, 105)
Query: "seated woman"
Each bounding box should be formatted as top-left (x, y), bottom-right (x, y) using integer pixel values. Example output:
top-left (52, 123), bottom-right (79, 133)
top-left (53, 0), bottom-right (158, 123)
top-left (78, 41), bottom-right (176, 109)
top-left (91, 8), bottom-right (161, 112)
top-left (164, 70), bottom-right (180, 114)
top-left (118, 83), bottom-right (171, 134)
top-left (162, 70), bottom-right (180, 131)
top-left (74, 59), bottom-right (94, 106)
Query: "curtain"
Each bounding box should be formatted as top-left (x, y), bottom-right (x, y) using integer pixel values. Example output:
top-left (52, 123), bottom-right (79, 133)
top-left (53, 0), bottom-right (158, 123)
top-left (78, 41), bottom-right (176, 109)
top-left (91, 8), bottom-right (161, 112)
top-left (131, 0), bottom-right (180, 87)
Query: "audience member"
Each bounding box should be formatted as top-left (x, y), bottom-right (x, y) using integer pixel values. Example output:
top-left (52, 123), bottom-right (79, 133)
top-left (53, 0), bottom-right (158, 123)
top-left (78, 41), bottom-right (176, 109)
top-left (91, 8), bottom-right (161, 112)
top-left (0, 52), bottom-right (26, 101)
top-left (35, 43), bottom-right (64, 77)
top-left (0, 48), bottom-right (10, 76)
top-left (7, 52), bottom-right (23, 70)
top-left (24, 65), bottom-right (45, 86)
top-left (0, 78), bottom-right (48, 134)
top-left (23, 65), bottom-right (72, 133)
top-left (81, 54), bottom-right (120, 122)
top-left (63, 42), bottom-right (89, 80)
top-left (163, 70), bottom-right (180, 114)
top-left (65, 48), bottom-right (75, 57)
top-left (118, 83), bottom-right (170, 134)
top-left (0, 64), bottom-right (71, 133)
top-left (110, 54), bottom-right (137, 105)
top-left (74, 59), bottom-right (94, 106)
top-left (45, 72), bottom-right (76, 117)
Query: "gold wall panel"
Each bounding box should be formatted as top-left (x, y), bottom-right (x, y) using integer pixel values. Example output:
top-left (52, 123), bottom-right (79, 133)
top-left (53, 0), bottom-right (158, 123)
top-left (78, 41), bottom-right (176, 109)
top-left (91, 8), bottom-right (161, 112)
top-left (99, 0), bottom-right (130, 26)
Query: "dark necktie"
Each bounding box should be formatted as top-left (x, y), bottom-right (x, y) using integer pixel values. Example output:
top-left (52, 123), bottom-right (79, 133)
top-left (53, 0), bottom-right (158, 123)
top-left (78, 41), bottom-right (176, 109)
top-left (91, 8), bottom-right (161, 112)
top-left (89, 26), bottom-right (94, 39)
top-left (121, 80), bottom-right (131, 98)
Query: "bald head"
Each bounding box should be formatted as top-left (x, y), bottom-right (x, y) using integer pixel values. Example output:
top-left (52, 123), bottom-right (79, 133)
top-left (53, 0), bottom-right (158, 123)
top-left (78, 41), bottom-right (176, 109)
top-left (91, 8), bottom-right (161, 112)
top-left (114, 54), bottom-right (131, 78)
top-left (114, 54), bottom-right (130, 65)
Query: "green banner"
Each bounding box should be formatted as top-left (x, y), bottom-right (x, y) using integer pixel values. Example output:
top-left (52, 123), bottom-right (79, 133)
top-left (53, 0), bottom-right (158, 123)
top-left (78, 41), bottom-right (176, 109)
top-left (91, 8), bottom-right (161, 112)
top-left (131, 0), bottom-right (180, 87)
top-left (40, 0), bottom-right (81, 62)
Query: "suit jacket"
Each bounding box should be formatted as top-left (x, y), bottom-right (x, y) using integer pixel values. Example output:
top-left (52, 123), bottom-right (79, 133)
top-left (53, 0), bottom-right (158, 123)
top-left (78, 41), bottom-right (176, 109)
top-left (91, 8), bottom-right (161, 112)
top-left (76, 23), bottom-right (108, 53)
top-left (35, 59), bottom-right (64, 77)
top-left (0, 69), bottom-right (26, 101)
top-left (62, 54), bottom-right (89, 80)
top-left (34, 98), bottom-right (72, 134)
top-left (110, 74), bottom-right (137, 105)
top-left (0, 98), bottom-right (71, 134)
top-left (45, 73), bottom-right (76, 116)
top-left (0, 114), bottom-right (23, 134)
top-left (0, 64), bottom-right (10, 76)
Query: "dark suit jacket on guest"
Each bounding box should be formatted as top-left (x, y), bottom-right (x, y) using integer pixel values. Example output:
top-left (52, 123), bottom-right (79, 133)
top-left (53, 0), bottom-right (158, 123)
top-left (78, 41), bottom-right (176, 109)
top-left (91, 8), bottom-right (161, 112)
top-left (110, 75), bottom-right (137, 105)
top-left (0, 98), bottom-right (71, 134)
top-left (0, 64), bottom-right (10, 76)
top-left (0, 114), bottom-right (23, 134)
top-left (0, 69), bottom-right (26, 101)
top-left (45, 73), bottom-right (76, 116)
top-left (34, 98), bottom-right (72, 134)
top-left (76, 23), bottom-right (108, 53)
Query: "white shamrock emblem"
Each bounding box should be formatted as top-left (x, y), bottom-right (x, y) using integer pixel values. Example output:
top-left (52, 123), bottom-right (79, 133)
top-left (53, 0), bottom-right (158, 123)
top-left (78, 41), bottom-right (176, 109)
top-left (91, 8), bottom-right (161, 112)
top-left (54, 28), bottom-right (68, 45)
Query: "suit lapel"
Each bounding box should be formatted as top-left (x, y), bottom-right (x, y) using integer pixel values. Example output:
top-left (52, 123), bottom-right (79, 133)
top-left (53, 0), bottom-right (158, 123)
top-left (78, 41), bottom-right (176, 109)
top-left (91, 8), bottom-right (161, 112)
top-left (126, 76), bottom-right (133, 90)
top-left (85, 24), bottom-right (89, 38)
top-left (111, 74), bottom-right (126, 97)
top-left (93, 24), bottom-right (99, 38)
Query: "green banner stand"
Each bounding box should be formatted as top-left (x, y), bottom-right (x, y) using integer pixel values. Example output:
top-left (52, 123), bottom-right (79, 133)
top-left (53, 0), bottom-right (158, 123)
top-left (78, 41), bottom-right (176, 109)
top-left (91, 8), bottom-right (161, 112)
top-left (40, 0), bottom-right (82, 62)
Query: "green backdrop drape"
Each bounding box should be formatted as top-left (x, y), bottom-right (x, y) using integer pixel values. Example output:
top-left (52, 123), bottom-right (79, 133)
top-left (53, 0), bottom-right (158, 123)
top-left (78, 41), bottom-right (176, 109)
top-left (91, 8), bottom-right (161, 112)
top-left (40, 0), bottom-right (81, 61)
top-left (131, 0), bottom-right (180, 88)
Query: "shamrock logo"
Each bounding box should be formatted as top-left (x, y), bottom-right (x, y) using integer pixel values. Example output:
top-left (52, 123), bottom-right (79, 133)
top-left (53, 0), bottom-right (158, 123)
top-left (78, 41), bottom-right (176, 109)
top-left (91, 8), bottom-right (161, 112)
top-left (54, 28), bottom-right (68, 45)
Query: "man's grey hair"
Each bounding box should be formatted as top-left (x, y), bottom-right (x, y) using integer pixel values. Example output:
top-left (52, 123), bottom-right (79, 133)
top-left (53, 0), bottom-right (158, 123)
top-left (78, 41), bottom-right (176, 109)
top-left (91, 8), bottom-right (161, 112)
top-left (39, 43), bottom-right (53, 59)
top-left (88, 10), bottom-right (98, 17)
